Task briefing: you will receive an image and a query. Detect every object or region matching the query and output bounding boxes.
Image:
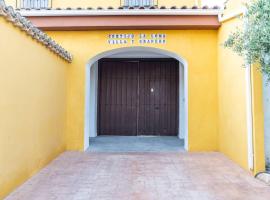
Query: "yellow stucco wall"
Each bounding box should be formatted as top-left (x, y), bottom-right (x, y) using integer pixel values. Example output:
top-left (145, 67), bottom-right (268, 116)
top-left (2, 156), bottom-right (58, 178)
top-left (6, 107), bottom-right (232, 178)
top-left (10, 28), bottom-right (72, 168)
top-left (0, 17), bottom-right (68, 199)
top-left (158, 0), bottom-right (200, 7)
top-left (47, 29), bottom-right (219, 152)
top-left (217, 0), bottom-right (266, 173)
top-left (5, 0), bottom-right (201, 8)
top-left (223, 0), bottom-right (246, 16)
top-left (68, 0), bottom-right (201, 8)
top-left (217, 17), bottom-right (249, 171)
top-left (53, 0), bottom-right (120, 8)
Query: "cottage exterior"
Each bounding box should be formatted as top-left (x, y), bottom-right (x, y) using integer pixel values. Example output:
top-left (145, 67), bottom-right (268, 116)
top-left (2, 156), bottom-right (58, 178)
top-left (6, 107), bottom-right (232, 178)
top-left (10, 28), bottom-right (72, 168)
top-left (0, 0), bottom-right (269, 198)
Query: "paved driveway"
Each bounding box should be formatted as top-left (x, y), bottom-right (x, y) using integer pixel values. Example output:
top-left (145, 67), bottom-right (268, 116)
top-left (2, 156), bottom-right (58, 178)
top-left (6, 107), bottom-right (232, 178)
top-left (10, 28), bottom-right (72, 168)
top-left (6, 152), bottom-right (270, 200)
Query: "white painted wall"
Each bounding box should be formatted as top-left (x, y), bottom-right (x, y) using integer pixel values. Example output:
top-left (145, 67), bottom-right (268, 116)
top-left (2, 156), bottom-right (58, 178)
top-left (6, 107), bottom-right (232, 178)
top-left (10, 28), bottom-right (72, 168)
top-left (263, 75), bottom-right (270, 168)
top-left (246, 65), bottom-right (254, 170)
top-left (89, 62), bottom-right (99, 137)
top-left (179, 65), bottom-right (185, 139)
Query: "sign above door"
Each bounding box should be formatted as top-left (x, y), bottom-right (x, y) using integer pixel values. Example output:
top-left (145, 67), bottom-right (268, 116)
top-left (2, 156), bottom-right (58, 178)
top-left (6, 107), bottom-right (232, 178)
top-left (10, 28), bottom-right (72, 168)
top-left (108, 33), bottom-right (166, 45)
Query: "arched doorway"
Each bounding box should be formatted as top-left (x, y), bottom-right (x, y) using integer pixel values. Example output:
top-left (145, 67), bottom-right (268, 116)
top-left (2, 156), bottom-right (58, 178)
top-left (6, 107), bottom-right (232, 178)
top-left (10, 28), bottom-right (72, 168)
top-left (84, 47), bottom-right (188, 151)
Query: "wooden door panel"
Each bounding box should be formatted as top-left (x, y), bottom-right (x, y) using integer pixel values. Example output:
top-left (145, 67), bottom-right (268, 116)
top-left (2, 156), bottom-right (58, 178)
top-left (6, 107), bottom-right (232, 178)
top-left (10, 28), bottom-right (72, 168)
top-left (138, 60), bottom-right (179, 136)
top-left (98, 61), bottom-right (138, 136)
top-left (98, 59), bottom-right (179, 136)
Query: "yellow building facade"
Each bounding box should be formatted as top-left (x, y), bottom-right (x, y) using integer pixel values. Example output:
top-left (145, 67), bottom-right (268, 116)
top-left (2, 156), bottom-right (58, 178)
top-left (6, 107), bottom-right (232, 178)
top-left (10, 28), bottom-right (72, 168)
top-left (0, 0), bottom-right (267, 198)
top-left (5, 0), bottom-right (202, 9)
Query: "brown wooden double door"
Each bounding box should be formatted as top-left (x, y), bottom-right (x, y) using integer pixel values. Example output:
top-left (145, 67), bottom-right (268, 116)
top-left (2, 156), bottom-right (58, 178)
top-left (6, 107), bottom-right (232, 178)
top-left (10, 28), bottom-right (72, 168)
top-left (98, 59), bottom-right (179, 136)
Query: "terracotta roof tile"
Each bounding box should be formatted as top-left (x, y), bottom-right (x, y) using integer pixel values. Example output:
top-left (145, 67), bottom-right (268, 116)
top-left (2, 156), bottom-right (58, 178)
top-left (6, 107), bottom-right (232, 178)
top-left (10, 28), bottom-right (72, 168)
top-left (212, 5), bottom-right (220, 9)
